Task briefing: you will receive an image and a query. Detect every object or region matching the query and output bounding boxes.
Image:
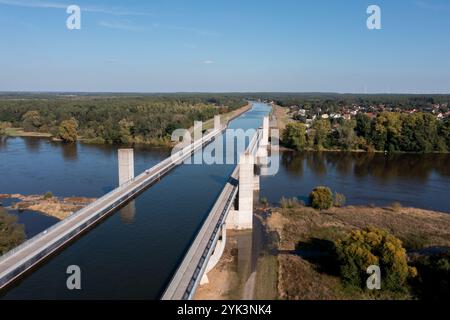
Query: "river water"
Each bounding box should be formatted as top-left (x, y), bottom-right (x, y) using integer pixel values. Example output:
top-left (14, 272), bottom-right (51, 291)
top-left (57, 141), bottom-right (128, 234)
top-left (0, 102), bottom-right (271, 299)
top-left (1, 102), bottom-right (449, 299)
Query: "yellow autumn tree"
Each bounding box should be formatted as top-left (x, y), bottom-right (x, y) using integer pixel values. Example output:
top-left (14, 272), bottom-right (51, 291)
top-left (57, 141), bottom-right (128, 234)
top-left (58, 118), bottom-right (78, 143)
top-left (335, 227), bottom-right (417, 292)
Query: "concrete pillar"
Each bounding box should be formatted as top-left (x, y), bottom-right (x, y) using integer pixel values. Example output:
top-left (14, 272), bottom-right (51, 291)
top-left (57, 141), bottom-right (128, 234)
top-left (214, 115), bottom-right (221, 131)
top-left (237, 152), bottom-right (254, 229)
top-left (261, 116), bottom-right (269, 146)
top-left (227, 153), bottom-right (255, 230)
top-left (118, 149), bottom-right (134, 186)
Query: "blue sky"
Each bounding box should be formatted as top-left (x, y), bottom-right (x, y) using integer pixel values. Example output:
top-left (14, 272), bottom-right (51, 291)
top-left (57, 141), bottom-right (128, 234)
top-left (0, 0), bottom-right (449, 93)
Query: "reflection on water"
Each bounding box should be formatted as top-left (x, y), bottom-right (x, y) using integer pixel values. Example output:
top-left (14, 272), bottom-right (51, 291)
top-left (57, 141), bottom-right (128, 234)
top-left (23, 138), bottom-right (43, 153)
top-left (281, 152), bottom-right (450, 181)
top-left (60, 143), bottom-right (78, 161)
top-left (262, 151), bottom-right (450, 213)
top-left (119, 201), bottom-right (136, 225)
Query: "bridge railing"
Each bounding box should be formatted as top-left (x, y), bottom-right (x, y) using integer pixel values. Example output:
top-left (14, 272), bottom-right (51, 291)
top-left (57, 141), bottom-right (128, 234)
top-left (0, 127), bottom-right (225, 265)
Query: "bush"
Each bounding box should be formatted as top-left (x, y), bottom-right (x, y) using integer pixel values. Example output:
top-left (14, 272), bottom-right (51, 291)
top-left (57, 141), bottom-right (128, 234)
top-left (43, 191), bottom-right (53, 200)
top-left (309, 186), bottom-right (333, 210)
top-left (280, 197), bottom-right (303, 209)
top-left (335, 227), bottom-right (417, 292)
top-left (411, 251), bottom-right (450, 299)
top-left (260, 197), bottom-right (269, 207)
top-left (391, 202), bottom-right (402, 212)
top-left (0, 207), bottom-right (25, 255)
top-left (334, 192), bottom-right (346, 207)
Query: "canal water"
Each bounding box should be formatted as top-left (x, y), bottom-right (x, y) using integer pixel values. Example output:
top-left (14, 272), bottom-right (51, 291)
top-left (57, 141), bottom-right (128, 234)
top-left (0, 102), bottom-right (271, 299)
top-left (1, 102), bottom-right (449, 299)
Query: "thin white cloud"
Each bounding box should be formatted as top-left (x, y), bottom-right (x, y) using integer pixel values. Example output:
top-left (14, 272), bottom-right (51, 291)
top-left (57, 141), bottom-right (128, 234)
top-left (203, 60), bottom-right (215, 64)
top-left (0, 0), bottom-right (153, 16)
top-left (0, 0), bottom-right (220, 36)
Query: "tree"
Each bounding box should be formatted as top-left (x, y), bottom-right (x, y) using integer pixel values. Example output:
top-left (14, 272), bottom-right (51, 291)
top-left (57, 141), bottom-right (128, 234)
top-left (282, 122), bottom-right (307, 151)
top-left (309, 186), bottom-right (333, 210)
top-left (371, 113), bottom-right (388, 151)
top-left (22, 110), bottom-right (42, 132)
top-left (118, 119), bottom-right (134, 144)
top-left (355, 113), bottom-right (372, 139)
top-left (0, 207), bottom-right (25, 255)
top-left (438, 118), bottom-right (450, 150)
top-left (311, 119), bottom-right (331, 150)
top-left (337, 120), bottom-right (358, 150)
top-left (0, 122), bottom-right (11, 135)
top-left (58, 119), bottom-right (78, 143)
top-left (335, 227), bottom-right (417, 291)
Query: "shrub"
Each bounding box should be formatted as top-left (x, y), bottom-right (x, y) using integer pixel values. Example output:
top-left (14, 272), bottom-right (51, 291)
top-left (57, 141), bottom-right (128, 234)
top-left (333, 192), bottom-right (346, 207)
top-left (280, 197), bottom-right (302, 209)
top-left (43, 191), bottom-right (53, 200)
top-left (309, 186), bottom-right (333, 210)
top-left (410, 252), bottom-right (449, 299)
top-left (335, 227), bottom-right (417, 292)
top-left (260, 197), bottom-right (269, 207)
top-left (0, 207), bottom-right (25, 255)
top-left (391, 202), bottom-right (402, 212)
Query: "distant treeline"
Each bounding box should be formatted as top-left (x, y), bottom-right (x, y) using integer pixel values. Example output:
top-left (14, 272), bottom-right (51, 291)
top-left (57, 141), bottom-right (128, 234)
top-left (283, 112), bottom-right (450, 153)
top-left (253, 93), bottom-right (450, 112)
top-left (0, 94), bottom-right (246, 145)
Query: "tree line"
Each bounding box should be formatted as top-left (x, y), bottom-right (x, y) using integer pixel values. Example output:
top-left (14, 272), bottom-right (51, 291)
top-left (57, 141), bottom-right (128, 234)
top-left (282, 112), bottom-right (450, 153)
top-left (0, 95), bottom-right (246, 144)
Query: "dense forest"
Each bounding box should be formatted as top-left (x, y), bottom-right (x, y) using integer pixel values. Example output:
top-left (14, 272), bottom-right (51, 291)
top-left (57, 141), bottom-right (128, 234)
top-left (250, 93), bottom-right (450, 112)
top-left (282, 112), bottom-right (450, 153)
top-left (0, 94), bottom-right (247, 145)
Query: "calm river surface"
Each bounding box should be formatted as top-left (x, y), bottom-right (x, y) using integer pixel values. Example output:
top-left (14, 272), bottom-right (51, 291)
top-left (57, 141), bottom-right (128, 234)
top-left (0, 102), bottom-right (270, 299)
top-left (0, 102), bottom-right (449, 299)
top-left (261, 151), bottom-right (450, 213)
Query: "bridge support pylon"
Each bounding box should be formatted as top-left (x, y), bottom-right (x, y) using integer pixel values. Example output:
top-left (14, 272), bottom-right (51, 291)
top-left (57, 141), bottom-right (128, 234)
top-left (227, 152), bottom-right (254, 230)
top-left (118, 149), bottom-right (134, 186)
top-left (256, 116), bottom-right (269, 160)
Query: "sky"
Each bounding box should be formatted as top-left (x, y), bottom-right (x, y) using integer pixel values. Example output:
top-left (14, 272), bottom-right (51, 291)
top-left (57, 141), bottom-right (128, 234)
top-left (0, 0), bottom-right (449, 93)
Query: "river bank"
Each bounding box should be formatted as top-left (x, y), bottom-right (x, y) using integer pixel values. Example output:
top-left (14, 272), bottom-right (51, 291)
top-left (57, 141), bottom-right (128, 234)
top-left (1, 103), bottom-right (253, 148)
top-left (0, 194), bottom-right (96, 220)
top-left (196, 204), bottom-right (450, 300)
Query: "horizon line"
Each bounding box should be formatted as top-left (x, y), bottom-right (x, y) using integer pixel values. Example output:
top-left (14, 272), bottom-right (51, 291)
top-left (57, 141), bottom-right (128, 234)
top-left (1, 91), bottom-right (450, 96)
